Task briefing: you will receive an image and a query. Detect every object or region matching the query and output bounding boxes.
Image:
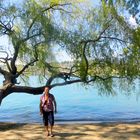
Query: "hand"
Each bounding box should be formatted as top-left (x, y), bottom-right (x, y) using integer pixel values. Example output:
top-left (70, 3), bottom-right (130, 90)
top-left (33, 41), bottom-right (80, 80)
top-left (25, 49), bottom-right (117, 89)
top-left (40, 112), bottom-right (43, 116)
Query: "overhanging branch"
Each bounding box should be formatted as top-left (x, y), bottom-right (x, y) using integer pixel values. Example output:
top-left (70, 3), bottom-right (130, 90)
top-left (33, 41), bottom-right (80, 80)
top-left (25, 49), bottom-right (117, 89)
top-left (46, 72), bottom-right (71, 85)
top-left (16, 59), bottom-right (38, 77)
top-left (51, 79), bottom-right (82, 88)
top-left (50, 75), bottom-right (132, 88)
top-left (101, 36), bottom-right (128, 43)
top-left (10, 85), bottom-right (45, 95)
top-left (51, 77), bottom-right (97, 88)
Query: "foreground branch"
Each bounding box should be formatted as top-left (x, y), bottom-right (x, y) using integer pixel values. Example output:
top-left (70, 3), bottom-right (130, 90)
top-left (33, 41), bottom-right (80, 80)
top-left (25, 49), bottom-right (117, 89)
top-left (11, 85), bottom-right (45, 95)
top-left (51, 77), bottom-right (97, 88)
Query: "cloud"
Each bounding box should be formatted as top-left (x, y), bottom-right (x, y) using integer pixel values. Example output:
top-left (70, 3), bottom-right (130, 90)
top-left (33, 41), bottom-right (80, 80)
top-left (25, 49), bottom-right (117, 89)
top-left (129, 15), bottom-right (138, 28)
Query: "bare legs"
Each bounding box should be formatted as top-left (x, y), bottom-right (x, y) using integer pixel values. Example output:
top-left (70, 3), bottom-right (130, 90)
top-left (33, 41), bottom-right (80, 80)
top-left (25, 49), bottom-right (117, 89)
top-left (50, 125), bottom-right (54, 137)
top-left (45, 125), bottom-right (54, 137)
top-left (43, 111), bottom-right (54, 137)
top-left (45, 125), bottom-right (49, 136)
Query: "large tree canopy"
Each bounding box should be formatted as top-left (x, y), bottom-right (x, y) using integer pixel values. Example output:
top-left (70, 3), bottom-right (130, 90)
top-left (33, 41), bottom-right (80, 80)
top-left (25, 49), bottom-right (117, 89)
top-left (0, 0), bottom-right (139, 105)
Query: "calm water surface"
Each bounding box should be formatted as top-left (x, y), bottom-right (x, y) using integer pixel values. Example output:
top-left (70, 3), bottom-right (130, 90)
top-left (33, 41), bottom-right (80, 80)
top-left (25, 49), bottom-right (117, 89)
top-left (0, 76), bottom-right (140, 124)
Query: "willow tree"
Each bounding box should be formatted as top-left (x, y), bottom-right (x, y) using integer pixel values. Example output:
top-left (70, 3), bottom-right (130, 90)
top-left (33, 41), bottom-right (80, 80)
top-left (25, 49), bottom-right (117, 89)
top-left (0, 0), bottom-right (139, 105)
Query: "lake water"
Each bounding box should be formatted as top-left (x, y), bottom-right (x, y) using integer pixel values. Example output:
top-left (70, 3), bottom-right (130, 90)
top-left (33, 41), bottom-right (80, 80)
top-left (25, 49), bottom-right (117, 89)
top-left (0, 76), bottom-right (140, 124)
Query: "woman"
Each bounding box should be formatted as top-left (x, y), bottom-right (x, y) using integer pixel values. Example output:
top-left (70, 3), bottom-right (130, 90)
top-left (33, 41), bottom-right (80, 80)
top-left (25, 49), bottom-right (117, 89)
top-left (40, 86), bottom-right (57, 137)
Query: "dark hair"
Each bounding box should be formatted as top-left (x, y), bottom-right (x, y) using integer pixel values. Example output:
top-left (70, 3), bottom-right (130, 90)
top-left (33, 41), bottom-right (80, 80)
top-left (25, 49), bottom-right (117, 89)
top-left (45, 86), bottom-right (51, 89)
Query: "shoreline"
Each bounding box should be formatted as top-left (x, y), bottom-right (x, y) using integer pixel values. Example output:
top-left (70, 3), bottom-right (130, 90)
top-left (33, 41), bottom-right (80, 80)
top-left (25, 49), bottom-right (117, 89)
top-left (0, 121), bottom-right (140, 140)
top-left (1, 119), bottom-right (140, 124)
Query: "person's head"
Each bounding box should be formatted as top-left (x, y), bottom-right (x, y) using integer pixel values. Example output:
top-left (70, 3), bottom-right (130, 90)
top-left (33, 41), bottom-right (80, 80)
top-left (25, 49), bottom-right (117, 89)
top-left (44, 86), bottom-right (50, 94)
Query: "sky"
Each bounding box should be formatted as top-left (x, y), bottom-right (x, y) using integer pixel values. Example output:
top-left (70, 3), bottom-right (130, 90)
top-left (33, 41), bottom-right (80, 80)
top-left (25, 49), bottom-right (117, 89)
top-left (129, 15), bottom-right (138, 28)
top-left (0, 36), bottom-right (11, 59)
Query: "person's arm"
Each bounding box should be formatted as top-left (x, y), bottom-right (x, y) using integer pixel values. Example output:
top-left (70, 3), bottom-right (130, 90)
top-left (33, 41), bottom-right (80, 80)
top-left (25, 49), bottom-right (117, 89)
top-left (53, 96), bottom-right (57, 113)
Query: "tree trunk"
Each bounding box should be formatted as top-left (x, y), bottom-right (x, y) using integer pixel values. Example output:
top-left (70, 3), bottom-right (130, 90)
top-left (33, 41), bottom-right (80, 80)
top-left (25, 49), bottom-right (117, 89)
top-left (3, 74), bottom-right (17, 86)
top-left (0, 85), bottom-right (46, 105)
top-left (0, 87), bottom-right (11, 105)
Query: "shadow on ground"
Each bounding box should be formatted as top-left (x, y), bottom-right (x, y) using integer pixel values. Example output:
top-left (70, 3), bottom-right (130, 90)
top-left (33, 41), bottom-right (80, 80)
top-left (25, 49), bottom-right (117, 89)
top-left (0, 122), bottom-right (27, 131)
top-left (0, 122), bottom-right (140, 140)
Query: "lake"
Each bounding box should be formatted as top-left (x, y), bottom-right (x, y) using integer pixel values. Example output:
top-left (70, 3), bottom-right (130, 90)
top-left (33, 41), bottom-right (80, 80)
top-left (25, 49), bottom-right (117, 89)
top-left (0, 75), bottom-right (140, 124)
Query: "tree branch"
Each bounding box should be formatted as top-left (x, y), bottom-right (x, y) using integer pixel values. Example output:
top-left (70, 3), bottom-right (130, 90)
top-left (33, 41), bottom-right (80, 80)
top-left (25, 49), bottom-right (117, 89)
top-left (0, 67), bottom-right (9, 75)
top-left (78, 22), bottom-right (112, 80)
top-left (51, 79), bottom-right (82, 88)
top-left (49, 74), bottom-right (131, 89)
top-left (0, 51), bottom-right (12, 72)
top-left (5, 61), bottom-right (12, 73)
top-left (80, 19), bottom-right (112, 44)
top-left (0, 20), bottom-right (13, 35)
top-left (82, 42), bottom-right (89, 80)
top-left (101, 36), bottom-right (128, 43)
top-left (10, 46), bottom-right (19, 74)
top-left (23, 32), bottom-right (42, 42)
top-left (95, 75), bottom-right (129, 81)
top-left (42, 3), bottom-right (71, 13)
top-left (0, 50), bottom-right (9, 59)
top-left (16, 59), bottom-right (38, 77)
top-left (25, 3), bottom-right (71, 42)
top-left (46, 72), bottom-right (71, 85)
top-left (10, 85), bottom-right (45, 95)
top-left (51, 77), bottom-right (97, 88)
top-left (14, 41), bottom-right (43, 77)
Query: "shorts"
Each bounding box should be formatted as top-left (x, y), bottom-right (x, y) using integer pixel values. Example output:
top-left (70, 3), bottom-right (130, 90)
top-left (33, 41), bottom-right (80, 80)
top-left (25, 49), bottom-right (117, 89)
top-left (43, 111), bottom-right (54, 126)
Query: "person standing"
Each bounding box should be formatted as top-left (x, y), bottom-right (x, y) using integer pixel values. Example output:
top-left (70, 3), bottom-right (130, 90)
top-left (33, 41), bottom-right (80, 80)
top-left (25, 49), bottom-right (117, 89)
top-left (40, 86), bottom-right (57, 137)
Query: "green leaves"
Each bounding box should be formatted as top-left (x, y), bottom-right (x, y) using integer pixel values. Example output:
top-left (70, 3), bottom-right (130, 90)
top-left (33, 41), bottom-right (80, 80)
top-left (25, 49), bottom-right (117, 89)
top-left (50, 0), bottom-right (61, 5)
top-left (0, 0), bottom-right (139, 95)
